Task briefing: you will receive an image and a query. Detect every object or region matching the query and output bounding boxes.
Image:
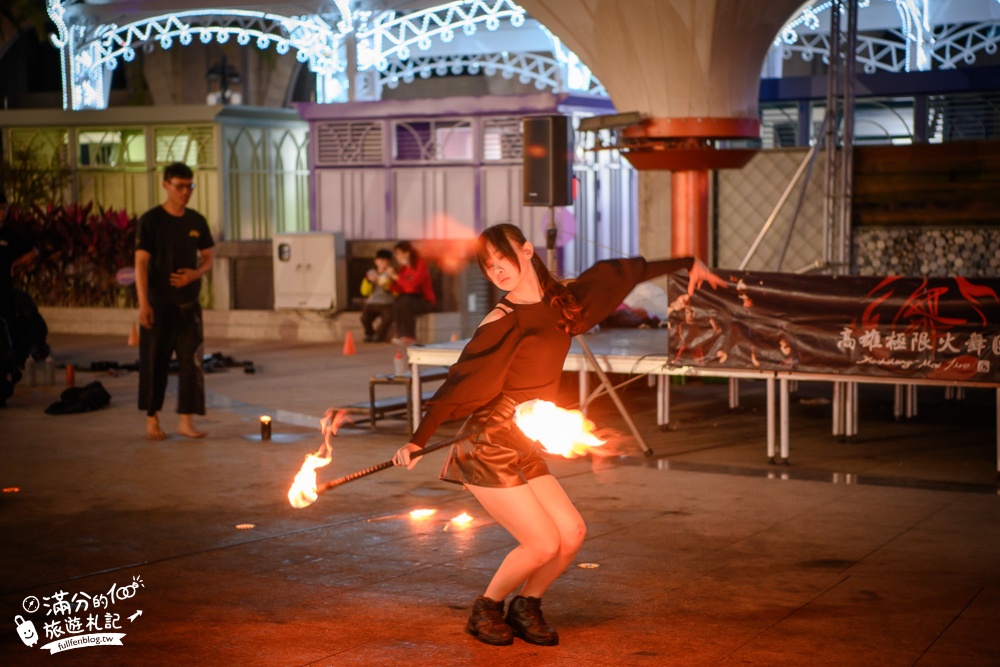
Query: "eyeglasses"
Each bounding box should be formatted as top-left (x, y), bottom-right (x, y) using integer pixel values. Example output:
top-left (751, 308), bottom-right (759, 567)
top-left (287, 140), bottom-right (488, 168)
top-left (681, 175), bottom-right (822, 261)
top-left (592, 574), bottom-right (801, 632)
top-left (168, 181), bottom-right (196, 192)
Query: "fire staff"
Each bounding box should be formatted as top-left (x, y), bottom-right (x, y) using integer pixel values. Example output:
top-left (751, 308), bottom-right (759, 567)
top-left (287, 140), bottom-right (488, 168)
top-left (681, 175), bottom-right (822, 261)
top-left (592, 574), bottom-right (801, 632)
top-left (394, 223), bottom-right (722, 646)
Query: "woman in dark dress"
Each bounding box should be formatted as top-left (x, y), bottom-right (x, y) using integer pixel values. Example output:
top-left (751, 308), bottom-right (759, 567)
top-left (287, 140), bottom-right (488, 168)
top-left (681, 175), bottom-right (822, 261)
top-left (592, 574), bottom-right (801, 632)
top-left (393, 223), bottom-right (722, 646)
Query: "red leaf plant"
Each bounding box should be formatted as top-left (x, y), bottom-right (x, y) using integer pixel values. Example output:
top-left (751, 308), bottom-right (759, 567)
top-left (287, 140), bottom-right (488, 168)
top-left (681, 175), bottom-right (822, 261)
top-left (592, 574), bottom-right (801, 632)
top-left (8, 202), bottom-right (138, 308)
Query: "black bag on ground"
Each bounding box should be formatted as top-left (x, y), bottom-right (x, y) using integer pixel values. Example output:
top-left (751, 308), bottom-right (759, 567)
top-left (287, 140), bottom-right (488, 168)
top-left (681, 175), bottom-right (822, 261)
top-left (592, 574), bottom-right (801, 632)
top-left (45, 381), bottom-right (112, 415)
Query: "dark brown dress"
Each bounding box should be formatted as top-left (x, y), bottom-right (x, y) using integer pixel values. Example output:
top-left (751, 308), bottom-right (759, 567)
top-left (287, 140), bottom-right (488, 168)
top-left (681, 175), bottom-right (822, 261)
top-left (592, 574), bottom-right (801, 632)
top-left (409, 257), bottom-right (693, 487)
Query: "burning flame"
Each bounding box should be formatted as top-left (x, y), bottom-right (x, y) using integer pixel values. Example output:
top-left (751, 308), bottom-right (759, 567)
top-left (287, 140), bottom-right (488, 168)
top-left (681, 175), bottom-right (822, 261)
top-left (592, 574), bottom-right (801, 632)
top-left (514, 399), bottom-right (605, 458)
top-left (287, 409), bottom-right (352, 508)
top-left (287, 450), bottom-right (332, 509)
top-left (409, 509), bottom-right (437, 520)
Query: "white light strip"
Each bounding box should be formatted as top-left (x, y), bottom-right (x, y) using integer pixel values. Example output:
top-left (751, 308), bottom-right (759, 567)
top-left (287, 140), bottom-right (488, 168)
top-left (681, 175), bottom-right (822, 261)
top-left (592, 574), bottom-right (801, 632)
top-left (355, 0), bottom-right (526, 71)
top-left (46, 0), bottom-right (603, 108)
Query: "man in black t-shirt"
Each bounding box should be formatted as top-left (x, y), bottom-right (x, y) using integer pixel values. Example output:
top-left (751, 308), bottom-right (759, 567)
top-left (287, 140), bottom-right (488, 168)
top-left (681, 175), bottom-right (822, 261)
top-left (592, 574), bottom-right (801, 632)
top-left (135, 163), bottom-right (215, 439)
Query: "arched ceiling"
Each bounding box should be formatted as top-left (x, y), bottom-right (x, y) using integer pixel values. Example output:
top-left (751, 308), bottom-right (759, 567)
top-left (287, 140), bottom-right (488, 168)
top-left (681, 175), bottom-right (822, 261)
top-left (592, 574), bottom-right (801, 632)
top-left (518, 0), bottom-right (805, 119)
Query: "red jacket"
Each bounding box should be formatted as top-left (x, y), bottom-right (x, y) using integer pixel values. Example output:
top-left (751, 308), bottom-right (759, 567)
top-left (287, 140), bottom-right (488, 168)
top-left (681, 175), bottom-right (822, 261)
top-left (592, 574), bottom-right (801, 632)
top-left (392, 259), bottom-right (436, 307)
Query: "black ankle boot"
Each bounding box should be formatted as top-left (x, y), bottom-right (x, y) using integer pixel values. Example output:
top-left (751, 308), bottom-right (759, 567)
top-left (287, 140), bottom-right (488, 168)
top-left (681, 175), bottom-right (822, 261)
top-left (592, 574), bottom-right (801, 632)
top-left (505, 595), bottom-right (559, 646)
top-left (466, 595), bottom-right (514, 646)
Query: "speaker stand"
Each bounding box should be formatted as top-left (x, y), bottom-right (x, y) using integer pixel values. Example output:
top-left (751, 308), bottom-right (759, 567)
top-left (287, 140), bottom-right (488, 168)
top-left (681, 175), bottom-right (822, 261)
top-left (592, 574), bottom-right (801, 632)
top-left (546, 205), bottom-right (557, 270)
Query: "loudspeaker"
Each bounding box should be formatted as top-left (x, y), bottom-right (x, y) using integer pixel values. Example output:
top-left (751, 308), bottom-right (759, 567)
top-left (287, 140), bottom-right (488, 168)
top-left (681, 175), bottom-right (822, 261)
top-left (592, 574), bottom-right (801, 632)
top-left (522, 115), bottom-right (573, 207)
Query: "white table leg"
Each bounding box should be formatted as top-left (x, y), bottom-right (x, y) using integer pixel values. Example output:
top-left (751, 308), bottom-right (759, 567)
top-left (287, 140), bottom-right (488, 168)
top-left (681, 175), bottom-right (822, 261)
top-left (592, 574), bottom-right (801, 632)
top-left (780, 378), bottom-right (790, 463)
top-left (767, 377), bottom-right (776, 462)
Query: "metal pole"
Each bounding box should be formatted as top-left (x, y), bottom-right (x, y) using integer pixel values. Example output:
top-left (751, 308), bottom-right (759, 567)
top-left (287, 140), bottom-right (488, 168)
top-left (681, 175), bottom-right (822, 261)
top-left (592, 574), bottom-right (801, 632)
top-left (776, 115), bottom-right (829, 271)
top-left (823, 0), bottom-right (842, 270)
top-left (575, 336), bottom-right (653, 455)
top-left (546, 205), bottom-right (557, 271)
top-left (841, 0), bottom-right (858, 273)
top-left (779, 378), bottom-right (790, 462)
top-left (739, 144), bottom-right (819, 270)
top-left (767, 377), bottom-right (776, 462)
top-left (657, 374), bottom-right (670, 428)
top-left (846, 381), bottom-right (858, 438)
top-left (832, 381), bottom-right (843, 436)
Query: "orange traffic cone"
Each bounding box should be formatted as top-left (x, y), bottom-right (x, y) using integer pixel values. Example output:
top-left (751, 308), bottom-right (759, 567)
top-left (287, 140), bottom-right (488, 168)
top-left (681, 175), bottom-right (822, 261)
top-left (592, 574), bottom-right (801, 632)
top-left (127, 322), bottom-right (139, 347)
top-left (450, 332), bottom-right (459, 342)
top-left (342, 331), bottom-right (357, 356)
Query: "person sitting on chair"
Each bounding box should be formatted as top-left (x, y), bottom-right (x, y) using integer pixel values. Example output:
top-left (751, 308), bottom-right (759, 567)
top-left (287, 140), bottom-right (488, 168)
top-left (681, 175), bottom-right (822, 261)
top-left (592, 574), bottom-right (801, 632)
top-left (388, 241), bottom-right (436, 346)
top-left (360, 249), bottom-right (397, 343)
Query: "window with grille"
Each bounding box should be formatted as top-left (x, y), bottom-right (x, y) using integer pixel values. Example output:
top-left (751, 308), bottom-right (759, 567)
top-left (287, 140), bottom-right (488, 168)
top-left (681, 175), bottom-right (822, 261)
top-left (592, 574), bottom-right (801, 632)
top-left (315, 120), bottom-right (383, 165)
top-left (393, 119), bottom-right (473, 163)
top-left (77, 128), bottom-right (145, 168)
top-left (8, 128), bottom-right (69, 168)
top-left (154, 125), bottom-right (215, 167)
top-left (483, 117), bottom-right (523, 162)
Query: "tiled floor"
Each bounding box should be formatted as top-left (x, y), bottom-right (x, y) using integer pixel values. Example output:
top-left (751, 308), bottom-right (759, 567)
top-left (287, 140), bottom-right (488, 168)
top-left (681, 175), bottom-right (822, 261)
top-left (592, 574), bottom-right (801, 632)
top-left (1, 333), bottom-right (997, 666)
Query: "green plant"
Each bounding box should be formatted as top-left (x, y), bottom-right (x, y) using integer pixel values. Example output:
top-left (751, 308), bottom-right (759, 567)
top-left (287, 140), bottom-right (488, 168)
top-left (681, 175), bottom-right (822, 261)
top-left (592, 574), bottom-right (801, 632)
top-left (1, 148), bottom-right (72, 208)
top-left (8, 203), bottom-right (138, 308)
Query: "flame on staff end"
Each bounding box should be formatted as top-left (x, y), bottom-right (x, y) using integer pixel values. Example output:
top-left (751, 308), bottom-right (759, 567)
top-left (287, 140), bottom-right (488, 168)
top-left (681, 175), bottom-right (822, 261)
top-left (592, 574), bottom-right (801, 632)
top-left (514, 399), bottom-right (605, 459)
top-left (287, 409), bottom-right (352, 509)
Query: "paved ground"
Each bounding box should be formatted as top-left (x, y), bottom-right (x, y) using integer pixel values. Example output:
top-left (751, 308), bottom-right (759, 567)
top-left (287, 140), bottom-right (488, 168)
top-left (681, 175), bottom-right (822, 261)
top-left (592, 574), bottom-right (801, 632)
top-left (2, 333), bottom-right (999, 666)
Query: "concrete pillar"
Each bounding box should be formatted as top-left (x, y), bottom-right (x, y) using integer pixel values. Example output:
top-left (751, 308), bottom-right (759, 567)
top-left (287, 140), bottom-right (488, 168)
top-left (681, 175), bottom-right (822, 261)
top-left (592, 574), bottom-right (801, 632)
top-left (638, 171), bottom-right (672, 260)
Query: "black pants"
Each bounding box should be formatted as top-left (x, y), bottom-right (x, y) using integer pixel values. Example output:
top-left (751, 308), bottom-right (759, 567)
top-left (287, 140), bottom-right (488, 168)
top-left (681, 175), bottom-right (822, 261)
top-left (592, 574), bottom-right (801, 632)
top-left (393, 294), bottom-right (433, 338)
top-left (360, 303), bottom-right (394, 341)
top-left (138, 302), bottom-right (205, 416)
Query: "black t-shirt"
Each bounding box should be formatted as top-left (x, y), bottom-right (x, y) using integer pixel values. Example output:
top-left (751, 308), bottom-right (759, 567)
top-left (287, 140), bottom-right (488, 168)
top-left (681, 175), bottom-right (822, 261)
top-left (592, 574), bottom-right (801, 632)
top-left (135, 206), bottom-right (214, 305)
top-left (0, 225), bottom-right (33, 312)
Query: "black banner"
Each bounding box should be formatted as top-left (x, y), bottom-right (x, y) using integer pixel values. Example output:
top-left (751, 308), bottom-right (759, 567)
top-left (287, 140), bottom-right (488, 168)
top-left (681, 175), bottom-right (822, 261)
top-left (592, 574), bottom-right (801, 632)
top-left (667, 271), bottom-right (1000, 383)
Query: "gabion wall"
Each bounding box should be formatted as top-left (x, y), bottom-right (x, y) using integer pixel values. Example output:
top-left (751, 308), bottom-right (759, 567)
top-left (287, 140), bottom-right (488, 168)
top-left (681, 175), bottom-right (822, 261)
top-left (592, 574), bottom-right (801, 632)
top-left (853, 227), bottom-right (1000, 277)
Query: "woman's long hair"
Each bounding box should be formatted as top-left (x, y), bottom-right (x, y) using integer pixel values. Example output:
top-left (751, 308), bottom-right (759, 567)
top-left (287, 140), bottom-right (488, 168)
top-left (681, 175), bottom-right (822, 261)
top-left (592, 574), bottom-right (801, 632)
top-left (393, 240), bottom-right (421, 266)
top-left (476, 224), bottom-right (584, 333)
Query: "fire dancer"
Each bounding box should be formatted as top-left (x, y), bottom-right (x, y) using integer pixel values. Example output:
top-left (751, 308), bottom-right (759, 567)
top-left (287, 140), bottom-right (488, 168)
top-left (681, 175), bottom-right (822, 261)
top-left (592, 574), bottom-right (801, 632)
top-left (393, 223), bottom-right (723, 646)
top-left (135, 162), bottom-right (215, 440)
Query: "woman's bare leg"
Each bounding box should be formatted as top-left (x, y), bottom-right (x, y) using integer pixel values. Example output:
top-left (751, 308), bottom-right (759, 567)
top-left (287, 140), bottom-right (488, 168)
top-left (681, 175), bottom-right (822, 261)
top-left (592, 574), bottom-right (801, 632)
top-left (519, 475), bottom-right (586, 598)
top-left (467, 475), bottom-right (586, 600)
top-left (466, 482), bottom-right (561, 602)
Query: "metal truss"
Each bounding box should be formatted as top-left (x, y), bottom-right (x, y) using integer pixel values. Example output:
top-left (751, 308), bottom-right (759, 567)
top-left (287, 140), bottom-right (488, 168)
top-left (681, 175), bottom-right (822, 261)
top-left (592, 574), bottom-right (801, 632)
top-left (354, 0), bottom-right (602, 98)
top-left (777, 0), bottom-right (1000, 73)
top-left (929, 22), bottom-right (1000, 69)
top-left (373, 51), bottom-right (606, 98)
top-left (47, 0), bottom-right (353, 110)
top-left (779, 22), bottom-right (1000, 74)
top-left (47, 0), bottom-right (604, 110)
top-left (355, 0), bottom-right (526, 71)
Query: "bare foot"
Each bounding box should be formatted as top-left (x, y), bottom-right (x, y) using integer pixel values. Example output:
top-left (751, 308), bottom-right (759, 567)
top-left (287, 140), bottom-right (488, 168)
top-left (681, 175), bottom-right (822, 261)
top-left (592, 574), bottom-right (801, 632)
top-left (146, 416), bottom-right (167, 440)
top-left (178, 415), bottom-right (207, 439)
